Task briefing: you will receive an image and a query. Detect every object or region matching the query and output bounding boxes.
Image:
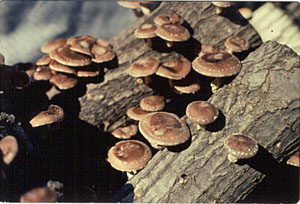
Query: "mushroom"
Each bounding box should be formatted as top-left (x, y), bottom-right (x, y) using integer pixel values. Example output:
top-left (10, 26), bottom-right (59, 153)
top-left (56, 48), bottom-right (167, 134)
top-left (138, 111), bottom-right (190, 149)
top-left (169, 77), bottom-right (200, 94)
top-left (140, 95), bottom-right (165, 112)
top-left (127, 107), bottom-right (149, 121)
top-left (50, 45), bottom-right (92, 67)
top-left (36, 55), bottom-right (52, 66)
top-left (156, 59), bottom-right (191, 80)
top-left (29, 104), bottom-right (64, 128)
top-left (107, 140), bottom-right (152, 174)
top-left (41, 38), bottom-right (67, 54)
top-left (91, 44), bottom-right (116, 64)
top-left (20, 187), bottom-right (57, 203)
top-left (33, 66), bottom-right (53, 81)
top-left (77, 70), bottom-right (100, 78)
top-left (49, 60), bottom-right (76, 75)
top-left (212, 2), bottom-right (232, 15)
top-left (155, 24), bottom-right (190, 48)
top-left (186, 101), bottom-right (219, 129)
top-left (112, 124), bottom-right (138, 139)
top-left (192, 52), bottom-right (241, 92)
top-left (0, 136), bottom-right (18, 165)
top-left (224, 36), bottom-right (250, 54)
top-left (129, 56), bottom-right (159, 84)
top-left (198, 44), bottom-right (220, 57)
top-left (134, 23), bottom-right (157, 47)
top-left (49, 73), bottom-right (78, 90)
top-left (224, 135), bottom-right (258, 163)
top-left (238, 7), bottom-right (253, 20)
top-left (69, 35), bottom-right (96, 57)
top-left (154, 13), bottom-right (184, 26)
top-left (287, 151), bottom-right (300, 167)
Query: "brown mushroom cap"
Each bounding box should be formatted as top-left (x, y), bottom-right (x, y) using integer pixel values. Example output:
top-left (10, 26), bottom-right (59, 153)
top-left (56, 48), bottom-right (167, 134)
top-left (49, 60), bottom-right (76, 75)
top-left (170, 79), bottom-right (200, 94)
top-left (135, 23), bottom-right (157, 39)
top-left (224, 36), bottom-right (250, 53)
top-left (107, 140), bottom-right (152, 172)
top-left (29, 104), bottom-right (64, 127)
top-left (287, 151), bottom-right (300, 167)
top-left (129, 56), bottom-right (159, 77)
top-left (77, 70), bottom-right (100, 77)
top-left (49, 73), bottom-right (78, 90)
top-left (20, 187), bottom-right (57, 203)
top-left (66, 35), bottom-right (97, 46)
top-left (33, 66), bottom-right (53, 81)
top-left (154, 13), bottom-right (184, 25)
top-left (156, 59), bottom-right (191, 80)
top-left (0, 136), bottom-right (18, 165)
top-left (112, 124), bottom-right (138, 139)
top-left (127, 107), bottom-right (149, 121)
top-left (155, 24), bottom-right (190, 42)
top-left (91, 44), bottom-right (116, 63)
top-left (212, 1), bottom-right (232, 8)
top-left (36, 55), bottom-right (52, 66)
top-left (50, 46), bottom-right (92, 67)
top-left (192, 52), bottom-right (241, 77)
top-left (224, 135), bottom-right (258, 162)
top-left (69, 36), bottom-right (96, 56)
top-left (199, 44), bottom-right (220, 57)
top-left (41, 38), bottom-right (67, 53)
top-left (140, 95), bottom-right (165, 112)
top-left (139, 112), bottom-right (190, 147)
top-left (95, 38), bottom-right (113, 50)
top-left (186, 101), bottom-right (219, 125)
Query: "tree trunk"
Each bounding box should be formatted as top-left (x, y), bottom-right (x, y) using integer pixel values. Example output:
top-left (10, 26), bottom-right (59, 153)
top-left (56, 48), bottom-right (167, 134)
top-left (78, 1), bottom-right (299, 203)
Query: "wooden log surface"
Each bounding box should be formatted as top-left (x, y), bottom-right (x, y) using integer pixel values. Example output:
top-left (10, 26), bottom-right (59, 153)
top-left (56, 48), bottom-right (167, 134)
top-left (77, 1), bottom-right (300, 203)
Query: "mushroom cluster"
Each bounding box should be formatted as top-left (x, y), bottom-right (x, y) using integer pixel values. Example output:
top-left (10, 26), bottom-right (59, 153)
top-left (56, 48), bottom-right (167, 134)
top-left (134, 12), bottom-right (190, 48)
top-left (117, 1), bottom-right (159, 17)
top-left (33, 35), bottom-right (115, 90)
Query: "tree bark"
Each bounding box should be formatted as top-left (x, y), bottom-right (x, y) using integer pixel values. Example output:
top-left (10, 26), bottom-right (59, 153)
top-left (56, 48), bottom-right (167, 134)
top-left (78, 1), bottom-right (299, 203)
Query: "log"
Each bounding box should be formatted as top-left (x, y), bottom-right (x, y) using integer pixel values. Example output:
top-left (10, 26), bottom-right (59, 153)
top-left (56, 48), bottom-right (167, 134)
top-left (78, 1), bottom-right (299, 202)
top-left (112, 41), bottom-right (300, 203)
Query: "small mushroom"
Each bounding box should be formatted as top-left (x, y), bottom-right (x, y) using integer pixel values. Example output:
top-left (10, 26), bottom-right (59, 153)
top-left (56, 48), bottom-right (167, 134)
top-left (129, 56), bottom-right (159, 84)
top-left (29, 104), bottom-right (64, 128)
top-left (33, 66), bottom-right (53, 81)
top-left (186, 101), bottom-right (219, 129)
top-left (156, 59), bottom-right (191, 80)
top-left (198, 44), bottom-right (220, 57)
top-left (0, 136), bottom-right (18, 165)
top-left (212, 1), bottom-right (232, 15)
top-left (192, 52), bottom-right (241, 92)
top-left (41, 38), bottom-right (67, 54)
top-left (224, 36), bottom-right (250, 54)
top-left (50, 46), bottom-right (92, 67)
top-left (138, 111), bottom-right (190, 149)
top-left (154, 13), bottom-right (184, 26)
top-left (287, 151), bottom-right (299, 167)
top-left (49, 60), bottom-right (76, 75)
top-left (112, 124), bottom-right (138, 139)
top-left (127, 107), bottom-right (149, 121)
top-left (49, 73), bottom-right (78, 90)
top-left (36, 55), bottom-right (52, 66)
top-left (134, 23), bottom-right (157, 47)
top-left (238, 7), bottom-right (253, 20)
top-left (169, 78), bottom-right (200, 94)
top-left (224, 135), bottom-right (258, 163)
top-left (91, 44), bottom-right (116, 63)
top-left (20, 187), bottom-right (57, 203)
top-left (140, 95), bottom-right (165, 112)
top-left (107, 140), bottom-right (152, 174)
top-left (77, 70), bottom-right (100, 78)
top-left (155, 24), bottom-right (190, 48)
top-left (69, 36), bottom-right (95, 56)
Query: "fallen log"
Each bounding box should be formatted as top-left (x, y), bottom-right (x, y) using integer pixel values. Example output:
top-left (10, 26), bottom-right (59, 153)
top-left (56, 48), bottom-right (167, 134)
top-left (78, 1), bottom-right (299, 202)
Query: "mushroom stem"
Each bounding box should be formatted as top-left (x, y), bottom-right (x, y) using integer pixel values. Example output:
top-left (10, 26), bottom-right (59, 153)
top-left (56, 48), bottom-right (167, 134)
top-left (132, 8), bottom-right (144, 18)
top-left (216, 7), bottom-right (223, 15)
top-left (166, 41), bottom-right (174, 48)
top-left (136, 76), bottom-right (151, 85)
top-left (146, 38), bottom-right (153, 48)
top-left (140, 5), bottom-right (151, 16)
top-left (228, 154), bottom-right (238, 163)
top-left (210, 77), bottom-right (222, 93)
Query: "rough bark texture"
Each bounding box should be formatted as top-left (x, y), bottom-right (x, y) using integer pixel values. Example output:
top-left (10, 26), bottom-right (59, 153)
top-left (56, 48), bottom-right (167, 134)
top-left (78, 1), bottom-right (300, 203)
